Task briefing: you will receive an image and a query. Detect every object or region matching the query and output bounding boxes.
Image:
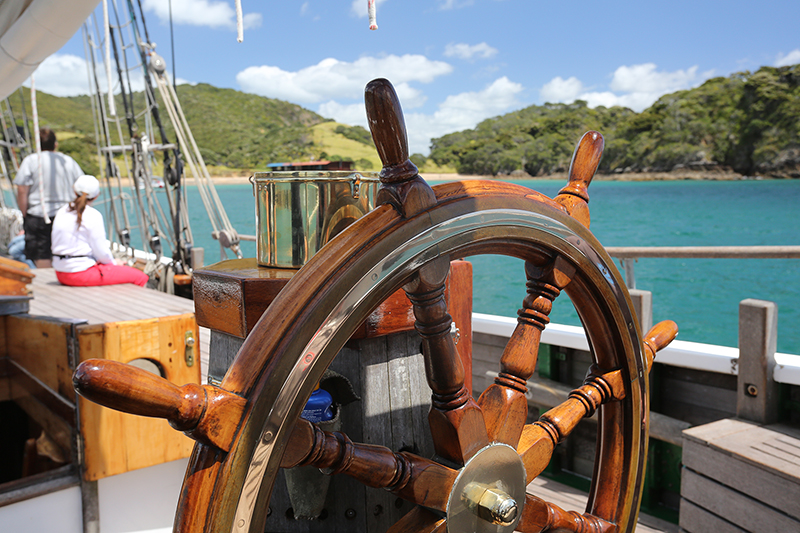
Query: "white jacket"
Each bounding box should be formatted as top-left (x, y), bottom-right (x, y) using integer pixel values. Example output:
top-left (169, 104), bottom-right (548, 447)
top-left (51, 204), bottom-right (114, 272)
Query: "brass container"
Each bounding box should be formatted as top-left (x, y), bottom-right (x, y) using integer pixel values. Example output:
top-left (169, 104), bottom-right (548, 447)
top-left (252, 171), bottom-right (381, 268)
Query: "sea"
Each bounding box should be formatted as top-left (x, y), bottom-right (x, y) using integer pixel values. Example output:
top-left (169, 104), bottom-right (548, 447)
top-left (103, 178), bottom-right (800, 355)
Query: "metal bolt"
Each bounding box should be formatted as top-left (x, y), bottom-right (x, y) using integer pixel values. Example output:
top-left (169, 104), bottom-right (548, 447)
top-left (373, 504), bottom-right (383, 516)
top-left (461, 482), bottom-right (518, 526)
top-left (345, 508), bottom-right (357, 519)
top-left (746, 383), bottom-right (759, 397)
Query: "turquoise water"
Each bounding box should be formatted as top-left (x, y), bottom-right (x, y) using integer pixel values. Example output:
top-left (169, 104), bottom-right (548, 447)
top-left (103, 179), bottom-right (800, 355)
top-left (467, 179), bottom-right (800, 355)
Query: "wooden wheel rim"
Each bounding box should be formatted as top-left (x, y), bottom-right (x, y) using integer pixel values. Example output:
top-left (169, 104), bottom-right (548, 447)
top-left (176, 181), bottom-right (647, 533)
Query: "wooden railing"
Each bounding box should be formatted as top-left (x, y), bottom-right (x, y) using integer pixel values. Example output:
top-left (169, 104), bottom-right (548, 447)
top-left (606, 245), bottom-right (800, 289)
top-left (474, 295), bottom-right (799, 446)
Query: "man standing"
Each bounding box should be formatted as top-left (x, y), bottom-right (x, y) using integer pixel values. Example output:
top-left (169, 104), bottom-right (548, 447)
top-left (14, 128), bottom-right (84, 268)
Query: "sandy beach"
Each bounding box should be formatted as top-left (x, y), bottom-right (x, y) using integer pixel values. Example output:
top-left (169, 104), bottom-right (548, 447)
top-left (198, 169), bottom-right (750, 185)
top-left (104, 169), bottom-right (755, 188)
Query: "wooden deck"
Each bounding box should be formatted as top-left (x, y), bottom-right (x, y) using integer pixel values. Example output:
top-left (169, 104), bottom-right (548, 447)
top-left (527, 477), bottom-right (677, 532)
top-left (27, 268), bottom-right (210, 382)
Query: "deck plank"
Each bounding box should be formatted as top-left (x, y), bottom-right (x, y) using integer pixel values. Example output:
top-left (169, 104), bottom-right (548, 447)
top-left (681, 469), bottom-right (799, 531)
top-left (28, 268), bottom-right (196, 324)
top-left (527, 476), bottom-right (677, 532)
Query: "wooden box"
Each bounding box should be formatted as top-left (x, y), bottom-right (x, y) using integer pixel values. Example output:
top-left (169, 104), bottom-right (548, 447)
top-left (1, 311), bottom-right (200, 482)
top-left (680, 418), bottom-right (800, 532)
top-left (75, 314), bottom-right (200, 481)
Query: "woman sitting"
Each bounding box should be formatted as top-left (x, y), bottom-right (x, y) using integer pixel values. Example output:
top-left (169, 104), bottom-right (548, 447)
top-left (51, 175), bottom-right (149, 287)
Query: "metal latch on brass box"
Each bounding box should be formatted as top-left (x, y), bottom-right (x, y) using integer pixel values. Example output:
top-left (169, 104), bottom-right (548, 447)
top-left (185, 331), bottom-right (196, 367)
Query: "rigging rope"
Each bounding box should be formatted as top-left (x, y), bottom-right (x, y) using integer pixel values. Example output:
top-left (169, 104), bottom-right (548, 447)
top-left (0, 100), bottom-right (22, 190)
top-left (80, 0), bottom-right (245, 278)
top-left (82, 23), bottom-right (126, 249)
top-left (235, 0), bottom-right (244, 42)
top-left (368, 0), bottom-right (378, 30)
top-left (152, 68), bottom-right (242, 258)
top-left (85, 23), bottom-right (134, 254)
top-left (103, 0), bottom-right (116, 116)
top-left (29, 75), bottom-right (49, 224)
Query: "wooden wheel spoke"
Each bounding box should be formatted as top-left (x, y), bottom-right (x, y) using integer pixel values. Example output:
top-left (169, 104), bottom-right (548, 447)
top-left (517, 366), bottom-right (624, 483)
top-left (73, 359), bottom-right (245, 451)
top-left (478, 256), bottom-right (575, 446)
top-left (387, 507), bottom-right (446, 533)
top-left (282, 418), bottom-right (457, 512)
top-left (516, 321), bottom-right (679, 484)
top-left (518, 493), bottom-right (614, 533)
top-left (405, 256), bottom-right (488, 465)
top-left (554, 130), bottom-right (605, 229)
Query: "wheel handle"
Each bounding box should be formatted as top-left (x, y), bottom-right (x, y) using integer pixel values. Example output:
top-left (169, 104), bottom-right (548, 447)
top-left (365, 78), bottom-right (436, 218)
top-left (73, 359), bottom-right (245, 451)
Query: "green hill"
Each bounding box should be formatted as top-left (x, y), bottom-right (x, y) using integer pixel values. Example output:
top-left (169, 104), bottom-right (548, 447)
top-left (430, 64), bottom-right (800, 178)
top-left (8, 84), bottom-right (381, 176)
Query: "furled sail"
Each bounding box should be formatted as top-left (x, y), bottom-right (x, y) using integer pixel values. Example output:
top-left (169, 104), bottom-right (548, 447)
top-left (0, 0), bottom-right (99, 101)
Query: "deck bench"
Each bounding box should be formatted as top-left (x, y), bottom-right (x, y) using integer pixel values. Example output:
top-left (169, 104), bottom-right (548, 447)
top-left (680, 418), bottom-right (800, 532)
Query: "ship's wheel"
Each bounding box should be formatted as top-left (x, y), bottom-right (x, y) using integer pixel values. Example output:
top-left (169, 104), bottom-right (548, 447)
top-left (74, 78), bottom-right (677, 533)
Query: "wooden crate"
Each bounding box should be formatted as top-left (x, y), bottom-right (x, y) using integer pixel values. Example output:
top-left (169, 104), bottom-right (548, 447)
top-left (680, 418), bottom-right (800, 532)
top-left (76, 313), bottom-right (200, 481)
top-left (1, 310), bottom-right (200, 483)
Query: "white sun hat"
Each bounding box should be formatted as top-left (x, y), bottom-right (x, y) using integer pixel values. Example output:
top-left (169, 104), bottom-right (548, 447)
top-left (73, 175), bottom-right (100, 199)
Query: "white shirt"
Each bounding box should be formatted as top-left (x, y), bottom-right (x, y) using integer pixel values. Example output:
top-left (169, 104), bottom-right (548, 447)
top-left (51, 204), bottom-right (115, 273)
top-left (13, 151), bottom-right (83, 217)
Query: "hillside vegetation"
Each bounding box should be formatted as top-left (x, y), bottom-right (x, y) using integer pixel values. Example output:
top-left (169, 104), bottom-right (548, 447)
top-left (430, 64), bottom-right (800, 178)
top-left (10, 84), bottom-right (377, 176)
top-left (9, 63), bottom-right (800, 179)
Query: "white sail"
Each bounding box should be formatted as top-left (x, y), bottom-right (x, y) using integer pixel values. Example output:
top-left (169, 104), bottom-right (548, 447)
top-left (0, 0), bottom-right (99, 100)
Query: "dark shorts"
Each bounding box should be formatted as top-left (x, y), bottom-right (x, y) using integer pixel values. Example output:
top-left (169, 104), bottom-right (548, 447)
top-left (23, 214), bottom-right (53, 261)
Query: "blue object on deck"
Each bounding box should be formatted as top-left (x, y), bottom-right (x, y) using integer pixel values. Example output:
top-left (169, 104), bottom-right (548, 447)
top-left (301, 388), bottom-right (333, 423)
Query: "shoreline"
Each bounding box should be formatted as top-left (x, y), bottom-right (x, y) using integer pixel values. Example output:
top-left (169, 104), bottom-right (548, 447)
top-left (111, 169), bottom-right (782, 187)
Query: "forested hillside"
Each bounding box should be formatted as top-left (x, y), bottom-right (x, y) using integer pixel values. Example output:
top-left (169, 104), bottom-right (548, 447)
top-left (429, 64), bottom-right (800, 178)
top-left (10, 84), bottom-right (370, 175)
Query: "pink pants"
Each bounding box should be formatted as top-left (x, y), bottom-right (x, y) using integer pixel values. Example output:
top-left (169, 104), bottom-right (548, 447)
top-left (56, 263), bottom-right (149, 288)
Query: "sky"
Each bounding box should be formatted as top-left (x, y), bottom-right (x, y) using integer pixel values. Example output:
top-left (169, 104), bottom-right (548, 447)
top-left (35, 0), bottom-right (800, 155)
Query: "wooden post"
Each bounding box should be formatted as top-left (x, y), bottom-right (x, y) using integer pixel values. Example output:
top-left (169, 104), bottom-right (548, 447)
top-left (737, 299), bottom-right (778, 424)
top-left (80, 478), bottom-right (99, 533)
top-left (620, 258), bottom-right (636, 289)
top-left (208, 331), bottom-right (244, 386)
top-left (628, 289), bottom-right (652, 335)
top-left (191, 247), bottom-right (205, 270)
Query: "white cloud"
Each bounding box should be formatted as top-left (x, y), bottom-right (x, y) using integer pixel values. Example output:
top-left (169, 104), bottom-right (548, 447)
top-left (318, 101), bottom-right (366, 126)
top-left (609, 63), bottom-right (699, 94)
top-left (142, 0), bottom-right (262, 30)
top-left (405, 76), bottom-right (522, 153)
top-left (439, 0), bottom-right (475, 10)
top-left (775, 49), bottom-right (800, 67)
top-left (540, 63), bottom-right (712, 112)
top-left (444, 42), bottom-right (498, 60)
top-left (540, 76), bottom-right (584, 103)
top-left (30, 53), bottom-right (185, 98)
top-left (236, 54), bottom-right (452, 104)
top-left (31, 54), bottom-right (92, 96)
top-left (351, 0), bottom-right (388, 18)
top-left (320, 76), bottom-right (522, 155)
